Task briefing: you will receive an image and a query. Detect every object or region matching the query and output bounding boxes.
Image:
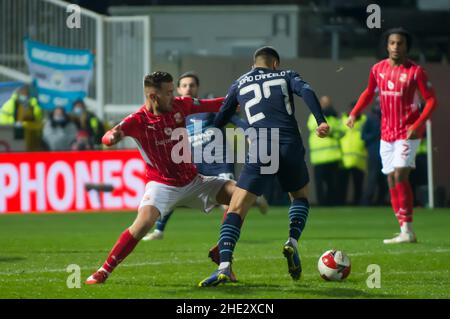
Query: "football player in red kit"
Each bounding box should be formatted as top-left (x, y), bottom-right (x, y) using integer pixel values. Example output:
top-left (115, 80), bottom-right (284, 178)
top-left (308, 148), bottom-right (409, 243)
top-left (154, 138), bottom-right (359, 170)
top-left (347, 28), bottom-right (437, 244)
top-left (86, 71), bottom-right (236, 284)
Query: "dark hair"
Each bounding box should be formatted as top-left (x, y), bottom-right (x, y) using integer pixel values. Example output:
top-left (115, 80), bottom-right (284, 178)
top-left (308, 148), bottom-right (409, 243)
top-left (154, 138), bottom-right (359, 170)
top-left (384, 27), bottom-right (412, 52)
top-left (253, 46), bottom-right (280, 63)
top-left (177, 71), bottom-right (200, 87)
top-left (50, 106), bottom-right (69, 128)
top-left (72, 99), bottom-right (86, 110)
top-left (144, 71), bottom-right (173, 89)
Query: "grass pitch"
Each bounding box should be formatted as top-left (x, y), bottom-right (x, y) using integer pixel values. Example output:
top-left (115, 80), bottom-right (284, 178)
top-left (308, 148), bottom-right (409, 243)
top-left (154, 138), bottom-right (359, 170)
top-left (0, 207), bottom-right (449, 299)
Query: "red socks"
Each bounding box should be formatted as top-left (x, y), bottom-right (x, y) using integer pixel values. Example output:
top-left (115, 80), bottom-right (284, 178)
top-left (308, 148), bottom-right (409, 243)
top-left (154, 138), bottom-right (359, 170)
top-left (102, 229), bottom-right (139, 273)
top-left (389, 187), bottom-right (399, 215)
top-left (395, 181), bottom-right (414, 226)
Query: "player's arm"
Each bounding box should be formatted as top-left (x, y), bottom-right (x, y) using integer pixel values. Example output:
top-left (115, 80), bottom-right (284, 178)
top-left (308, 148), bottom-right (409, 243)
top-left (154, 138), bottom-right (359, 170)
top-left (229, 113), bottom-right (249, 130)
top-left (102, 125), bottom-right (124, 146)
top-left (407, 67), bottom-right (437, 139)
top-left (102, 115), bottom-right (138, 146)
top-left (214, 83), bottom-right (239, 128)
top-left (347, 69), bottom-right (377, 128)
top-left (188, 97), bottom-right (225, 114)
top-left (290, 72), bottom-right (329, 138)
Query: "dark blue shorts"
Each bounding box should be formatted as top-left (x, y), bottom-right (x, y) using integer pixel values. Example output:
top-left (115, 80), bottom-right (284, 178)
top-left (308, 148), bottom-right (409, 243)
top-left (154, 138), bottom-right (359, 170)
top-left (237, 140), bottom-right (310, 196)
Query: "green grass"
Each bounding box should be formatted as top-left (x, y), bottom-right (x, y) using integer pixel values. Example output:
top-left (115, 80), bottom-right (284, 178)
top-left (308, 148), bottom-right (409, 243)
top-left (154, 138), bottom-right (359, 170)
top-left (0, 207), bottom-right (449, 299)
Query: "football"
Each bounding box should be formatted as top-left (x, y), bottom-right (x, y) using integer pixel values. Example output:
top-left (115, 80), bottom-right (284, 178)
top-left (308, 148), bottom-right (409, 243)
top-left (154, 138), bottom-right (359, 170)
top-left (318, 249), bottom-right (351, 281)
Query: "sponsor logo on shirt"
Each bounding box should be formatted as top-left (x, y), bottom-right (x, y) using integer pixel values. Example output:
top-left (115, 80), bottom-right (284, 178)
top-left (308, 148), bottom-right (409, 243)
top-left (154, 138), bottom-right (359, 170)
top-left (155, 139), bottom-right (173, 146)
top-left (380, 90), bottom-right (402, 97)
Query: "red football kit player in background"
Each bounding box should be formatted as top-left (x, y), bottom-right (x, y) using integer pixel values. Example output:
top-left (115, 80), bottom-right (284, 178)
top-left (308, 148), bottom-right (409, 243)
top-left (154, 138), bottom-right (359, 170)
top-left (85, 72), bottom-right (236, 284)
top-left (347, 28), bottom-right (437, 244)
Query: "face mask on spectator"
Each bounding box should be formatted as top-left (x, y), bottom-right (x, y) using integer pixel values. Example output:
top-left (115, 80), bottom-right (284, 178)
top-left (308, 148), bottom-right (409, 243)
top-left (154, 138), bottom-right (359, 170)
top-left (73, 107), bottom-right (84, 116)
top-left (18, 94), bottom-right (29, 106)
top-left (53, 115), bottom-right (66, 124)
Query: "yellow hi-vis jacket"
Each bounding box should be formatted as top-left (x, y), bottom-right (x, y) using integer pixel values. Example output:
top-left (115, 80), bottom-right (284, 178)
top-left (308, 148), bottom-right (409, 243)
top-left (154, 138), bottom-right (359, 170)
top-left (307, 113), bottom-right (342, 165)
top-left (417, 138), bottom-right (427, 156)
top-left (0, 93), bottom-right (43, 125)
top-left (340, 113), bottom-right (367, 171)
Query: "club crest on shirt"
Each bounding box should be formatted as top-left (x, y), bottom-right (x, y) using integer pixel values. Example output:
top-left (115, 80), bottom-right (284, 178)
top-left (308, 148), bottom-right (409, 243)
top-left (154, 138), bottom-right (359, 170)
top-left (387, 80), bottom-right (395, 90)
top-left (174, 112), bottom-right (183, 124)
top-left (164, 127), bottom-right (173, 136)
top-left (400, 73), bottom-right (407, 82)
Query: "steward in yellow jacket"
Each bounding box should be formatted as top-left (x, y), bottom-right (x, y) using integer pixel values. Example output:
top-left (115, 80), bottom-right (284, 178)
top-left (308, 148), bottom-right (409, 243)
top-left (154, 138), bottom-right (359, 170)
top-left (307, 96), bottom-right (342, 206)
top-left (338, 112), bottom-right (367, 205)
top-left (0, 85), bottom-right (43, 125)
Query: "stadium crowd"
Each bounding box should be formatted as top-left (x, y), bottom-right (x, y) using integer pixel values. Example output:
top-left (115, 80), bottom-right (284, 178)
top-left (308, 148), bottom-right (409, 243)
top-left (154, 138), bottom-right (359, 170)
top-left (0, 85), bottom-right (105, 151)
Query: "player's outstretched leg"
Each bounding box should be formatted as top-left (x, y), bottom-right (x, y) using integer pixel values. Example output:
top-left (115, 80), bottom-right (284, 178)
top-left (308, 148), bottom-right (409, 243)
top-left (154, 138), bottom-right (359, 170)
top-left (283, 196), bottom-right (309, 281)
top-left (199, 212), bottom-right (242, 287)
top-left (86, 229), bottom-right (138, 284)
top-left (143, 210), bottom-right (174, 241)
top-left (86, 205), bottom-right (159, 284)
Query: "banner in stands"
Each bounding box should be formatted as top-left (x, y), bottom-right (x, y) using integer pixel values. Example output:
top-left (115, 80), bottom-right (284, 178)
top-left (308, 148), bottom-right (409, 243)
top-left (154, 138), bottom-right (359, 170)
top-left (24, 39), bottom-right (94, 111)
top-left (0, 150), bottom-right (146, 214)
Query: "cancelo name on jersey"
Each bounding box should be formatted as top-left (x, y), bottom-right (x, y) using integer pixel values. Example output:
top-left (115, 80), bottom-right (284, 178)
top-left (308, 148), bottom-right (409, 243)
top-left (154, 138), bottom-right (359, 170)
top-left (238, 70), bottom-right (290, 88)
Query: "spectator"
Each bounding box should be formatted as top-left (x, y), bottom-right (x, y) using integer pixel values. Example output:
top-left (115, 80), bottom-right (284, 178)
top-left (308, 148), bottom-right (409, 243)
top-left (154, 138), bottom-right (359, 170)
top-left (339, 102), bottom-right (367, 205)
top-left (72, 130), bottom-right (93, 151)
top-left (307, 95), bottom-right (342, 206)
top-left (42, 107), bottom-right (77, 151)
top-left (0, 85), bottom-right (43, 125)
top-left (361, 104), bottom-right (388, 205)
top-left (71, 99), bottom-right (105, 148)
top-left (0, 85), bottom-right (44, 151)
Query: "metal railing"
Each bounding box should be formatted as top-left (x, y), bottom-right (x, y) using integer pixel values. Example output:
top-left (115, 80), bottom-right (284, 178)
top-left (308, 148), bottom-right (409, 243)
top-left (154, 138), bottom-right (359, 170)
top-left (0, 0), bottom-right (150, 120)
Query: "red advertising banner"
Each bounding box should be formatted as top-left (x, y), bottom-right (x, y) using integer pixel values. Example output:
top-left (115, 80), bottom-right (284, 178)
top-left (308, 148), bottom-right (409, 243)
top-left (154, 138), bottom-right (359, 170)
top-left (0, 150), bottom-right (146, 213)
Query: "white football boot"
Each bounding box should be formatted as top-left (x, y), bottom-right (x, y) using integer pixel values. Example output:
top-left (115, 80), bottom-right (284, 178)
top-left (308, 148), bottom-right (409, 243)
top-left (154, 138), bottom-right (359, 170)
top-left (383, 232), bottom-right (417, 244)
top-left (142, 229), bottom-right (164, 241)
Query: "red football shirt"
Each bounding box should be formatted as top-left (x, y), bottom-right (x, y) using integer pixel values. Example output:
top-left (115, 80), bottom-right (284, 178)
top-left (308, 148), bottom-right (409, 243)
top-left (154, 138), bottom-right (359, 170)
top-left (119, 96), bottom-right (224, 186)
top-left (366, 59), bottom-right (434, 142)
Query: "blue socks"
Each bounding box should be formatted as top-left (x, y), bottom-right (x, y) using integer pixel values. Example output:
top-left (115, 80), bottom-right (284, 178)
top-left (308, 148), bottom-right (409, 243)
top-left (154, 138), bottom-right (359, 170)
top-left (218, 212), bottom-right (242, 263)
top-left (289, 198), bottom-right (309, 241)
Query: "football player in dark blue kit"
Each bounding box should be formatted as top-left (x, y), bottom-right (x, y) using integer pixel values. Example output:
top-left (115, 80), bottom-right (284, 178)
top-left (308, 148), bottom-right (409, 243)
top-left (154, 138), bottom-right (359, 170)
top-left (199, 46), bottom-right (330, 287)
top-left (143, 72), bottom-right (268, 246)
